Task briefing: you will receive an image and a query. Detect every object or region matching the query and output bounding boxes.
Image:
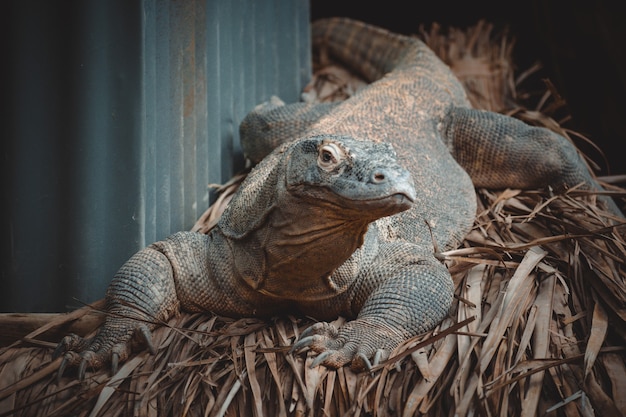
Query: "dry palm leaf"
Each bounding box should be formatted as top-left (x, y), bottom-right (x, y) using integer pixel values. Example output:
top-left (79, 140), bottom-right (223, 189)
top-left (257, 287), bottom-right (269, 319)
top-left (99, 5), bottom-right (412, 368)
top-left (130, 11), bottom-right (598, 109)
top-left (1, 20), bottom-right (625, 417)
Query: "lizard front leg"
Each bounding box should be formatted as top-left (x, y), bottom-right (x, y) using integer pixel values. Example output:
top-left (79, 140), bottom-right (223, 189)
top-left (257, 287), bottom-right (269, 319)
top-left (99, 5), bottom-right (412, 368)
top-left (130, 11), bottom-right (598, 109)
top-left (54, 245), bottom-right (179, 380)
top-left (54, 231), bottom-right (219, 380)
top-left (293, 242), bottom-right (453, 370)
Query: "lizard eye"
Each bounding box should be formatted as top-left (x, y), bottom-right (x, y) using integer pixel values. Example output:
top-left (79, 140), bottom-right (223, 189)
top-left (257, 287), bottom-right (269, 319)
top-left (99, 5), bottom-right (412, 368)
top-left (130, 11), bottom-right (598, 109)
top-left (318, 142), bottom-right (344, 171)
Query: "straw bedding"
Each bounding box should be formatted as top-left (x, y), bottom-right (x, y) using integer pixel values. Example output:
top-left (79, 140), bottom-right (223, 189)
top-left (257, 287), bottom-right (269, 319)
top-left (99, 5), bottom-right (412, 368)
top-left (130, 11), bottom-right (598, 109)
top-left (1, 21), bottom-right (625, 417)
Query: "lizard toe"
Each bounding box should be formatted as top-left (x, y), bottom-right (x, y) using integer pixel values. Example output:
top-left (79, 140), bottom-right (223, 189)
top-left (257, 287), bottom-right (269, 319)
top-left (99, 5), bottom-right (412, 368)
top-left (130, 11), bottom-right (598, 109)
top-left (292, 334), bottom-right (344, 354)
top-left (57, 351), bottom-right (81, 383)
top-left (291, 335), bottom-right (315, 353)
top-left (353, 348), bottom-right (389, 371)
top-left (54, 316), bottom-right (158, 381)
top-left (292, 322), bottom-right (341, 353)
top-left (77, 356), bottom-right (89, 381)
top-left (294, 318), bottom-right (403, 371)
top-left (308, 342), bottom-right (358, 369)
top-left (136, 324), bottom-right (156, 355)
top-left (76, 350), bottom-right (104, 381)
top-left (109, 342), bottom-right (132, 374)
top-left (53, 333), bottom-right (90, 359)
top-left (310, 351), bottom-right (334, 368)
top-left (355, 352), bottom-right (374, 371)
top-left (373, 348), bottom-right (388, 366)
top-left (299, 322), bottom-right (338, 340)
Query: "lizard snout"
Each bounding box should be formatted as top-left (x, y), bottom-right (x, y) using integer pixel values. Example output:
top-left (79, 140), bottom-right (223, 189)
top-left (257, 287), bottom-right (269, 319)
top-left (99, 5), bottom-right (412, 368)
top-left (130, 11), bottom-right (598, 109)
top-left (369, 167), bottom-right (417, 204)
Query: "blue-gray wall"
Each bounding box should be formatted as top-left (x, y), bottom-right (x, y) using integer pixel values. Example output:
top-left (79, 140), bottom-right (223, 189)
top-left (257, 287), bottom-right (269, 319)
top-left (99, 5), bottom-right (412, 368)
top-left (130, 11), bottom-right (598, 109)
top-left (2, 0), bottom-right (311, 312)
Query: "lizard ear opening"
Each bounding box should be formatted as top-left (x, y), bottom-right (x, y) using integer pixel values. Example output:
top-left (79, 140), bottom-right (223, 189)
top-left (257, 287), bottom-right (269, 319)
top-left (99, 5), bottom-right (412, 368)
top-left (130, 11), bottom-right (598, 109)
top-left (218, 150), bottom-right (286, 239)
top-left (220, 136), bottom-right (335, 239)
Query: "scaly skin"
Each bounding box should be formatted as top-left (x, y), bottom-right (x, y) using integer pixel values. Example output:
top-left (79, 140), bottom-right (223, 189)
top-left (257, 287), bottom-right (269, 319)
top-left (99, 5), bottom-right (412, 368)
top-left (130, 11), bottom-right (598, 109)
top-left (56, 17), bottom-right (623, 379)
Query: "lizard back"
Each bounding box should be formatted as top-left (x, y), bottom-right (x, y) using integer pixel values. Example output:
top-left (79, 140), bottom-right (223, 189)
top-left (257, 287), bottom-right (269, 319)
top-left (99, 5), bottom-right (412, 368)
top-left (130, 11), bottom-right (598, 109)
top-left (308, 18), bottom-right (476, 250)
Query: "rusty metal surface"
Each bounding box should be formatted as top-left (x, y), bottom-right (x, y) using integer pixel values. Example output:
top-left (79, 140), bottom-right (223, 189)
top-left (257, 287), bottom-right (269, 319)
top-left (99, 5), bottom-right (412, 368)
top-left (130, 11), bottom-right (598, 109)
top-left (2, 0), bottom-right (310, 312)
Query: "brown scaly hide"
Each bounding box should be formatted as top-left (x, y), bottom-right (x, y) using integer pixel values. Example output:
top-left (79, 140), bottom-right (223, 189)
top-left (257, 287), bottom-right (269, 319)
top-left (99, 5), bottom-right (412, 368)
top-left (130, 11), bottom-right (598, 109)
top-left (1, 21), bottom-right (625, 417)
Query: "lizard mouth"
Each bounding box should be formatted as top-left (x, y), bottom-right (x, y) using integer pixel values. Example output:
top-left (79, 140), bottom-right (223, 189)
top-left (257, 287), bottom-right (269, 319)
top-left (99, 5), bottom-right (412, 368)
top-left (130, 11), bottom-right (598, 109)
top-left (360, 190), bottom-right (414, 213)
top-left (361, 176), bottom-right (416, 205)
top-left (392, 191), bottom-right (415, 205)
top-left (291, 168), bottom-right (417, 217)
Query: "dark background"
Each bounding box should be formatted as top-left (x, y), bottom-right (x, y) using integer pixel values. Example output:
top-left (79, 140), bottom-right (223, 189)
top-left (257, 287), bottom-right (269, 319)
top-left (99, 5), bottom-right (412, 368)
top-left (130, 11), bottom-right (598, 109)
top-left (311, 0), bottom-right (626, 178)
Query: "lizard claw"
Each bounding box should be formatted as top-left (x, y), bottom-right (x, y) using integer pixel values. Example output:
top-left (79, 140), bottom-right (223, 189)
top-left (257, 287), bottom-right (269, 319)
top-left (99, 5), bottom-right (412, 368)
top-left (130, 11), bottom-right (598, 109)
top-left (78, 355), bottom-right (90, 381)
top-left (354, 349), bottom-right (387, 372)
top-left (111, 351), bottom-right (120, 375)
top-left (373, 349), bottom-right (386, 366)
top-left (57, 352), bottom-right (77, 383)
top-left (53, 342), bottom-right (66, 360)
top-left (292, 319), bottom-right (401, 371)
top-left (310, 350), bottom-right (334, 368)
top-left (57, 358), bottom-right (67, 383)
top-left (356, 352), bottom-right (374, 371)
top-left (290, 336), bottom-right (313, 354)
top-left (138, 324), bottom-right (156, 355)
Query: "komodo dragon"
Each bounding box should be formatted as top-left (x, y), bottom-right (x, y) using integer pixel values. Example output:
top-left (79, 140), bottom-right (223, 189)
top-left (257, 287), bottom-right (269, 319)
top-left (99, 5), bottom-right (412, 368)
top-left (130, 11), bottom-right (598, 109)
top-left (55, 17), bottom-right (623, 379)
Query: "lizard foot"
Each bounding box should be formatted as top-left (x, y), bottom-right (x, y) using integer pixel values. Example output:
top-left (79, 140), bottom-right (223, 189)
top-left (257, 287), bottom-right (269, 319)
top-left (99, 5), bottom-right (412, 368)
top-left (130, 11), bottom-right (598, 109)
top-left (291, 320), bottom-right (404, 371)
top-left (53, 320), bottom-right (155, 381)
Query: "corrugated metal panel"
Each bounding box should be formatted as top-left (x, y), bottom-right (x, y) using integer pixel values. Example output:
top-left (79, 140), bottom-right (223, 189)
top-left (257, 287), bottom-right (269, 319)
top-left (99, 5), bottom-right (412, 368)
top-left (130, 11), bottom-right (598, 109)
top-left (2, 0), bottom-right (311, 312)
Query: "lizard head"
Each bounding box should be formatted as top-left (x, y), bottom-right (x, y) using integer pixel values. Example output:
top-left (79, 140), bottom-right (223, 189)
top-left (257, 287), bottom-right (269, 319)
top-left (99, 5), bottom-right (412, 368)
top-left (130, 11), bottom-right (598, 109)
top-left (219, 134), bottom-right (417, 298)
top-left (285, 135), bottom-right (416, 219)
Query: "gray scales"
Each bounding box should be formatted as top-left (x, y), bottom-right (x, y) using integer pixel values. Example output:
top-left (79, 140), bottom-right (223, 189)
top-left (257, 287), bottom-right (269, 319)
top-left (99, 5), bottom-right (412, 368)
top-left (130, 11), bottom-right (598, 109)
top-left (55, 17), bottom-right (624, 378)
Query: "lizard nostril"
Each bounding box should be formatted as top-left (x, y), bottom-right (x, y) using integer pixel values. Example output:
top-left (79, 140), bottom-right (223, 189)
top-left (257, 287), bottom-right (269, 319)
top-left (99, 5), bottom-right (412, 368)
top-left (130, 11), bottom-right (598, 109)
top-left (371, 171), bottom-right (387, 184)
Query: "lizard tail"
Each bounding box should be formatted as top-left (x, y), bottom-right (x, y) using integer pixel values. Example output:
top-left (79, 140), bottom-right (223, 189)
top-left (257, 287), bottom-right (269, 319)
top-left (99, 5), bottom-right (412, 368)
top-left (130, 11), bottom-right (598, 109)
top-left (312, 17), bottom-right (417, 82)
